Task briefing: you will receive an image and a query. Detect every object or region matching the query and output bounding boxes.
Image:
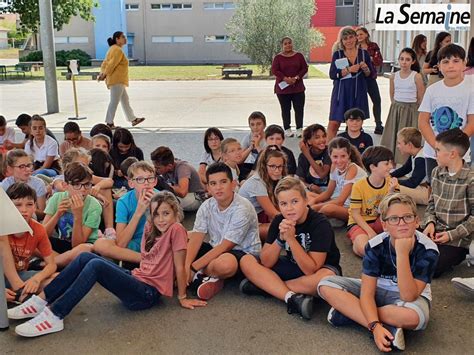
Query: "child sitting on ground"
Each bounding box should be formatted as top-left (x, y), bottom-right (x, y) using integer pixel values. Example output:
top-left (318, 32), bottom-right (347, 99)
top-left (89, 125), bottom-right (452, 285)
top-left (422, 129), bottom-right (473, 278)
top-left (390, 127), bottom-right (429, 205)
top-left (93, 161), bottom-right (159, 265)
top-left (59, 122), bottom-right (92, 157)
top-left (221, 138), bottom-right (243, 185)
top-left (297, 124), bottom-right (331, 193)
top-left (239, 111), bottom-right (267, 181)
top-left (186, 163), bottom-right (260, 300)
top-left (1, 183), bottom-right (56, 304)
top-left (310, 137), bottom-right (366, 225)
top-left (9, 191), bottom-right (206, 338)
top-left (337, 108), bottom-right (373, 155)
top-left (3, 113), bottom-right (57, 151)
top-left (198, 127), bottom-right (223, 185)
top-left (318, 193), bottom-right (439, 352)
top-left (240, 177), bottom-right (341, 321)
top-left (347, 146), bottom-right (398, 257)
top-left (43, 162), bottom-right (102, 268)
top-left (91, 133), bottom-right (112, 153)
top-left (0, 115), bottom-right (15, 152)
top-left (151, 146), bottom-right (205, 212)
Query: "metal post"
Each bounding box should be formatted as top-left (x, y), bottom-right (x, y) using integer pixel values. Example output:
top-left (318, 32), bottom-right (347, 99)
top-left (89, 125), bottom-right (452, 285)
top-left (39, 0), bottom-right (59, 114)
top-left (0, 255), bottom-right (9, 331)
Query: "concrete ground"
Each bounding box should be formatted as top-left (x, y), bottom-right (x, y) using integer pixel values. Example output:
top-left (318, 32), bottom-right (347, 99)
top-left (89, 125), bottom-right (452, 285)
top-left (0, 77), bottom-right (473, 354)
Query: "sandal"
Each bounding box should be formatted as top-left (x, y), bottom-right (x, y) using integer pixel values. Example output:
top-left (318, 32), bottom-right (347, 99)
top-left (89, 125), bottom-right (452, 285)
top-left (106, 123), bottom-right (117, 130)
top-left (131, 117), bottom-right (145, 127)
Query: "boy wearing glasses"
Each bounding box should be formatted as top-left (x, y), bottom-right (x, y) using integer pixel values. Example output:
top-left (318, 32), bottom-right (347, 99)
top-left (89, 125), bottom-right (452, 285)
top-left (43, 162), bottom-right (102, 267)
top-left (93, 161), bottom-right (158, 265)
top-left (318, 193), bottom-right (439, 352)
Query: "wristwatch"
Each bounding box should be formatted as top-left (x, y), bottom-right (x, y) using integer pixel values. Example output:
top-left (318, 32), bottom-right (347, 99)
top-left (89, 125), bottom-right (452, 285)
top-left (368, 320), bottom-right (381, 333)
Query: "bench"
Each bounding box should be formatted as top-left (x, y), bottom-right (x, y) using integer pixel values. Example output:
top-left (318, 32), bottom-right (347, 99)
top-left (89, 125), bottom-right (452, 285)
top-left (7, 63), bottom-right (32, 78)
top-left (217, 64), bottom-right (253, 79)
top-left (0, 65), bottom-right (6, 80)
top-left (21, 61), bottom-right (43, 71)
top-left (61, 71), bottom-right (100, 80)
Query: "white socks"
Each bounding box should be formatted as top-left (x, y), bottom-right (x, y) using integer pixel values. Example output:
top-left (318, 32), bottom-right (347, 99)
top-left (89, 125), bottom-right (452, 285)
top-left (284, 291), bottom-right (296, 303)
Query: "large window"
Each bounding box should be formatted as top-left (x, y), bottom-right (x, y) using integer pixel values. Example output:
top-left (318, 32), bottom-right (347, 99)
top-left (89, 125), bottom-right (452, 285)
top-left (151, 3), bottom-right (192, 10)
top-left (125, 3), bottom-right (139, 11)
top-left (203, 2), bottom-right (235, 10)
top-left (205, 35), bottom-right (230, 43)
top-left (54, 37), bottom-right (89, 44)
top-left (152, 36), bottom-right (194, 43)
top-left (336, 0), bottom-right (354, 6)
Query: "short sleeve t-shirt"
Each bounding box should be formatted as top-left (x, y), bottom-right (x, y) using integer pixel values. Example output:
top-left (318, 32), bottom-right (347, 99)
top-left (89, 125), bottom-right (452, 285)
top-left (363, 231), bottom-right (439, 300)
top-left (296, 148), bottom-right (331, 186)
top-left (418, 77), bottom-right (474, 160)
top-left (24, 135), bottom-right (60, 162)
top-left (199, 151), bottom-right (220, 166)
top-left (337, 131), bottom-right (374, 155)
top-left (44, 191), bottom-right (102, 243)
top-left (116, 189), bottom-right (159, 251)
top-left (0, 126), bottom-right (15, 145)
top-left (192, 193), bottom-right (261, 256)
top-left (59, 136), bottom-right (92, 156)
top-left (8, 219), bottom-right (52, 272)
top-left (348, 177), bottom-right (392, 226)
top-left (162, 160), bottom-right (204, 194)
top-left (132, 223), bottom-right (187, 297)
top-left (1, 176), bottom-right (47, 198)
top-left (252, 146), bottom-right (297, 175)
top-left (238, 174), bottom-right (269, 214)
top-left (241, 133), bottom-right (266, 164)
top-left (266, 209), bottom-right (341, 269)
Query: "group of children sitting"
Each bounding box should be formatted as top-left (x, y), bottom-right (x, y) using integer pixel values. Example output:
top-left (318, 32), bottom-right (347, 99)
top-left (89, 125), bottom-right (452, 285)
top-left (0, 44), bottom-right (472, 352)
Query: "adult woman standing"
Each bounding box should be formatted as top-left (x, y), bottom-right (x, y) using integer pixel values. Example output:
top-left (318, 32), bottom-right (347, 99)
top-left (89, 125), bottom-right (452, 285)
top-left (271, 37), bottom-right (309, 138)
top-left (327, 27), bottom-right (375, 142)
top-left (356, 27), bottom-right (384, 134)
top-left (411, 34), bottom-right (428, 86)
top-left (422, 31), bottom-right (451, 86)
top-left (99, 31), bottom-right (145, 129)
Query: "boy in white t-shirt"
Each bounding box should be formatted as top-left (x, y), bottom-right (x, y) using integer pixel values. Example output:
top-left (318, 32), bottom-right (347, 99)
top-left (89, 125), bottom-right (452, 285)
top-left (418, 44), bottom-right (474, 182)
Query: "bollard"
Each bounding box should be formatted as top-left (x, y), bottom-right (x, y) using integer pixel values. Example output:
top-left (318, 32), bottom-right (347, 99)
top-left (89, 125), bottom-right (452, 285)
top-left (67, 59), bottom-right (86, 121)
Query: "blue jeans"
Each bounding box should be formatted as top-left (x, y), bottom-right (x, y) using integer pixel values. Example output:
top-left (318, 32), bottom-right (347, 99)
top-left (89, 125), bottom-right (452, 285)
top-left (44, 252), bottom-right (160, 319)
top-left (33, 168), bottom-right (57, 177)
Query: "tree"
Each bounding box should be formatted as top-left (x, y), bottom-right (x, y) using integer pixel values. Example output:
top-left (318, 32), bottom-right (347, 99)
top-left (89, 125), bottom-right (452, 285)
top-left (1, 0), bottom-right (97, 33)
top-left (227, 0), bottom-right (324, 73)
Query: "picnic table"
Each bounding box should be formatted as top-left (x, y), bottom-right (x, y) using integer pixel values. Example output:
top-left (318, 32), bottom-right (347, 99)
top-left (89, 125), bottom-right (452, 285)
top-left (3, 63), bottom-right (33, 78)
top-left (217, 64), bottom-right (253, 79)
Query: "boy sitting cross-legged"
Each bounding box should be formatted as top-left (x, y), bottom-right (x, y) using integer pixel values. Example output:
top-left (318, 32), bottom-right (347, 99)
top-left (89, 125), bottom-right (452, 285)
top-left (185, 162), bottom-right (261, 300)
top-left (318, 193), bottom-right (439, 352)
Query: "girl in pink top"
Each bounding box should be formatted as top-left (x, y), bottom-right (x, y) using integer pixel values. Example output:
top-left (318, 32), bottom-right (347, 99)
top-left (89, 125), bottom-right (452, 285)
top-left (8, 191), bottom-right (206, 338)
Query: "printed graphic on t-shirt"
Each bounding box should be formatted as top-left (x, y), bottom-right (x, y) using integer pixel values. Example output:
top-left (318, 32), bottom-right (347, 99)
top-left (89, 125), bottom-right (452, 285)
top-left (58, 212), bottom-right (74, 241)
top-left (285, 232), bottom-right (312, 263)
top-left (430, 106), bottom-right (463, 133)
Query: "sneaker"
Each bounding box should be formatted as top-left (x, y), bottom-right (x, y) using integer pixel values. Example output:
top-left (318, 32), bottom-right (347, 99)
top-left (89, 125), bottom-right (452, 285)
top-left (452, 277), bottom-right (474, 296)
top-left (239, 278), bottom-right (268, 297)
top-left (103, 228), bottom-right (117, 240)
top-left (15, 308), bottom-right (64, 338)
top-left (287, 293), bottom-right (314, 320)
top-left (285, 129), bottom-right (294, 138)
top-left (374, 125), bottom-right (384, 135)
top-left (385, 324), bottom-right (405, 351)
top-left (8, 295), bottom-right (47, 320)
top-left (197, 276), bottom-right (224, 300)
top-left (327, 307), bottom-right (355, 327)
top-left (295, 128), bottom-right (303, 138)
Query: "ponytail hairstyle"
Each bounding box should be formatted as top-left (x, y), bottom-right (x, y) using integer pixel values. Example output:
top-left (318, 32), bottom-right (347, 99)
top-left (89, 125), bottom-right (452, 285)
top-left (328, 137), bottom-right (363, 168)
top-left (107, 31), bottom-right (124, 47)
top-left (256, 145), bottom-right (288, 206)
top-left (399, 47), bottom-right (421, 73)
top-left (145, 191), bottom-right (184, 252)
top-left (28, 114), bottom-right (47, 153)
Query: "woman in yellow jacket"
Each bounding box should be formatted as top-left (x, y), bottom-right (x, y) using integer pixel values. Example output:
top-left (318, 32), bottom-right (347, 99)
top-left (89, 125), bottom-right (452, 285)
top-left (98, 31), bottom-right (145, 129)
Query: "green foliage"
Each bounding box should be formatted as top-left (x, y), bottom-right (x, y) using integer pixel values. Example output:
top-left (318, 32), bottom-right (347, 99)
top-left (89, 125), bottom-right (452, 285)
top-left (227, 0), bottom-right (325, 73)
top-left (0, 0), bottom-right (97, 33)
top-left (20, 49), bottom-right (91, 66)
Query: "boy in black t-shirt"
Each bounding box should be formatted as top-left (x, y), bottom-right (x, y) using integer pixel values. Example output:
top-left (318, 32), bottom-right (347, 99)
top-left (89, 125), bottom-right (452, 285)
top-left (338, 108), bottom-right (373, 155)
top-left (318, 193), bottom-right (439, 352)
top-left (239, 177), bottom-right (341, 320)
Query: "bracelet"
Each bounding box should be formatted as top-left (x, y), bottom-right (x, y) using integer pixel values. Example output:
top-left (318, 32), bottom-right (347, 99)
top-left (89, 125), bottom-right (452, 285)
top-left (177, 294), bottom-right (187, 300)
top-left (368, 320), bottom-right (381, 333)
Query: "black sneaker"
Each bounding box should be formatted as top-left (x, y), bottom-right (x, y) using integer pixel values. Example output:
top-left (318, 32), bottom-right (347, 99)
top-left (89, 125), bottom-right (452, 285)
top-left (188, 272), bottom-right (204, 294)
top-left (374, 125), bottom-right (384, 135)
top-left (287, 293), bottom-right (313, 320)
top-left (327, 307), bottom-right (355, 327)
top-left (239, 278), bottom-right (269, 297)
top-left (385, 324), bottom-right (405, 351)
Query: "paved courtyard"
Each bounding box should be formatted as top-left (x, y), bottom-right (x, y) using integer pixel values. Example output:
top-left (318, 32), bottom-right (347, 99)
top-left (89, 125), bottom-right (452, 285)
top-left (0, 77), bottom-right (473, 354)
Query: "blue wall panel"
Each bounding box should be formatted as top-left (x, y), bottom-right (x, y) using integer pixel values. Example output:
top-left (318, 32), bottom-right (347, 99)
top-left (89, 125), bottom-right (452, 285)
top-left (93, 0), bottom-right (127, 59)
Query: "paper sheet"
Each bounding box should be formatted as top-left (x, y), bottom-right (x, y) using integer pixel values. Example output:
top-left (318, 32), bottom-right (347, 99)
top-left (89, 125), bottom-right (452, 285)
top-left (0, 188), bottom-right (32, 235)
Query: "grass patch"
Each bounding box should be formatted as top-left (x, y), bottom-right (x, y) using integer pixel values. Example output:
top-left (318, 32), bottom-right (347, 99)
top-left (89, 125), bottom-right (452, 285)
top-left (5, 64), bottom-right (328, 81)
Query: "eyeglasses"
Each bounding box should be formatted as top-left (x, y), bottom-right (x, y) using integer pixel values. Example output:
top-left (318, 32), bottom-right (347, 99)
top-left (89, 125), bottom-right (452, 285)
top-left (132, 176), bottom-right (157, 184)
top-left (70, 182), bottom-right (93, 190)
top-left (267, 165), bottom-right (284, 171)
top-left (383, 214), bottom-right (416, 226)
top-left (207, 137), bottom-right (221, 142)
top-left (13, 163), bottom-right (34, 170)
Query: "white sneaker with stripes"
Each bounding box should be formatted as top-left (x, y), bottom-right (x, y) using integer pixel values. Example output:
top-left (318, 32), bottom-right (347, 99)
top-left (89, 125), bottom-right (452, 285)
top-left (8, 294), bottom-right (47, 320)
top-left (15, 307), bottom-right (64, 337)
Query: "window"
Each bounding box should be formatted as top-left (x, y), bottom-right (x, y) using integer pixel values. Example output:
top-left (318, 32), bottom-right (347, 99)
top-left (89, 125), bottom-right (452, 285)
top-left (151, 3), bottom-right (192, 10)
top-left (336, 0), bottom-right (353, 6)
top-left (204, 2), bottom-right (235, 10)
top-left (54, 37), bottom-right (68, 44)
top-left (205, 35), bottom-right (230, 43)
top-left (152, 36), bottom-right (193, 43)
top-left (68, 37), bottom-right (89, 44)
top-left (125, 4), bottom-right (139, 11)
